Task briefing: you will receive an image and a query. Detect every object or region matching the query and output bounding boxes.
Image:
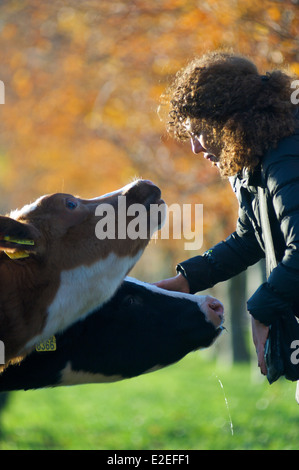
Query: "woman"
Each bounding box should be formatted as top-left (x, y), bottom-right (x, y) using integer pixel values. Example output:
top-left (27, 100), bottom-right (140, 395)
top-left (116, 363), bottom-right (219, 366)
top-left (156, 51), bottom-right (299, 376)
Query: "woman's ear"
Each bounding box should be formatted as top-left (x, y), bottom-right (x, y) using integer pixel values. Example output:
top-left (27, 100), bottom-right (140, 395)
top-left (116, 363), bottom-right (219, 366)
top-left (0, 216), bottom-right (40, 259)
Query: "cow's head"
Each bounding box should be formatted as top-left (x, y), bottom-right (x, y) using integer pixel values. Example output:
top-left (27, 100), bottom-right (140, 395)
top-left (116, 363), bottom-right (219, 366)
top-left (0, 179), bottom-right (165, 270)
top-left (0, 180), bottom-right (165, 363)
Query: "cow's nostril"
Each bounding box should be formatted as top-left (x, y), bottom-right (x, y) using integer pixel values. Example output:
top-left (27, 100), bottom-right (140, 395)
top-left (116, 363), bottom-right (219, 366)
top-left (209, 300), bottom-right (224, 316)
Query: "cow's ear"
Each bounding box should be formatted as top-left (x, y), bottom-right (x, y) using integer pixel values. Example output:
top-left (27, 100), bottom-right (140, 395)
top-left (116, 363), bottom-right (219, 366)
top-left (0, 216), bottom-right (40, 259)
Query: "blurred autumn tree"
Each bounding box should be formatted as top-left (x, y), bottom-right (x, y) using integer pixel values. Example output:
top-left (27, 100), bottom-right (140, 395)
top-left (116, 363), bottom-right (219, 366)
top-left (0, 0), bottom-right (298, 359)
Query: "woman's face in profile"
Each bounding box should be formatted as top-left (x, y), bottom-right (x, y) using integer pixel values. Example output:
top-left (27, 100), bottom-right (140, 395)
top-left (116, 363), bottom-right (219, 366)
top-left (183, 118), bottom-right (221, 167)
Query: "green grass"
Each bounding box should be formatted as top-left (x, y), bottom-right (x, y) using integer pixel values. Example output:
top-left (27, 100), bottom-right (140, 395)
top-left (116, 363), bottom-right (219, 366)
top-left (0, 354), bottom-right (298, 450)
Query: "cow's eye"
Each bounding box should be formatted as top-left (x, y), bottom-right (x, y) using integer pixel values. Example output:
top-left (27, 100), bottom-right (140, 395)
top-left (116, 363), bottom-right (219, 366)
top-left (123, 295), bottom-right (135, 305)
top-left (66, 199), bottom-right (77, 210)
top-left (122, 295), bottom-right (142, 307)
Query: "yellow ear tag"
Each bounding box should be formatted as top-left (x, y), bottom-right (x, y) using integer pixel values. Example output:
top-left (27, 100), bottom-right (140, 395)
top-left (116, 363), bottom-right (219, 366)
top-left (36, 336), bottom-right (57, 352)
top-left (3, 236), bottom-right (34, 245)
top-left (2, 236), bottom-right (34, 259)
top-left (4, 250), bottom-right (29, 259)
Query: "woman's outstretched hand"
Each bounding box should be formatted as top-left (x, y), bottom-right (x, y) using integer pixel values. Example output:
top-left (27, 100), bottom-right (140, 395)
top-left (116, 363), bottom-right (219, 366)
top-left (153, 273), bottom-right (190, 293)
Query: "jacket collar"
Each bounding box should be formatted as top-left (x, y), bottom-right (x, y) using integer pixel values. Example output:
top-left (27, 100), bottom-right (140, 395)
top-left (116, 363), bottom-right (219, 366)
top-left (231, 166), bottom-right (262, 192)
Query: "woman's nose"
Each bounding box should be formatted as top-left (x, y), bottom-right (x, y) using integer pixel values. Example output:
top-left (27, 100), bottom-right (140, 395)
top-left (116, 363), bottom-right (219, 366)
top-left (191, 137), bottom-right (204, 154)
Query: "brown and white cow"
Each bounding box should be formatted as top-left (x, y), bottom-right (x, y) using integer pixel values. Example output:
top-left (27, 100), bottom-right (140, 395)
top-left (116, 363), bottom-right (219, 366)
top-left (0, 179), bottom-right (164, 370)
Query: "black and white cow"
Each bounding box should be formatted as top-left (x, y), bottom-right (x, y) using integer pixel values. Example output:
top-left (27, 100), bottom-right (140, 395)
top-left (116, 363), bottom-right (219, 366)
top-left (0, 278), bottom-right (224, 391)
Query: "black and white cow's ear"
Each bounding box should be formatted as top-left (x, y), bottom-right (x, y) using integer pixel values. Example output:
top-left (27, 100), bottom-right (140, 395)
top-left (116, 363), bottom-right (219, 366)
top-left (0, 216), bottom-right (40, 259)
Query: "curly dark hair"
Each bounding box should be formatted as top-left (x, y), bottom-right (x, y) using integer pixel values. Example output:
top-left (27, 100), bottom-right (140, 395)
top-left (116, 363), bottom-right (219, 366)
top-left (160, 51), bottom-right (298, 177)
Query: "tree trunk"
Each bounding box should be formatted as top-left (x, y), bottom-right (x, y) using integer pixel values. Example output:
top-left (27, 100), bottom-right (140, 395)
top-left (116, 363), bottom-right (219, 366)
top-left (229, 271), bottom-right (250, 363)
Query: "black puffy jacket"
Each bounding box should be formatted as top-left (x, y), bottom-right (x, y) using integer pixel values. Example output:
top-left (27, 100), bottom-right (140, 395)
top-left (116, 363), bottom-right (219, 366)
top-left (177, 117), bottom-right (299, 326)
